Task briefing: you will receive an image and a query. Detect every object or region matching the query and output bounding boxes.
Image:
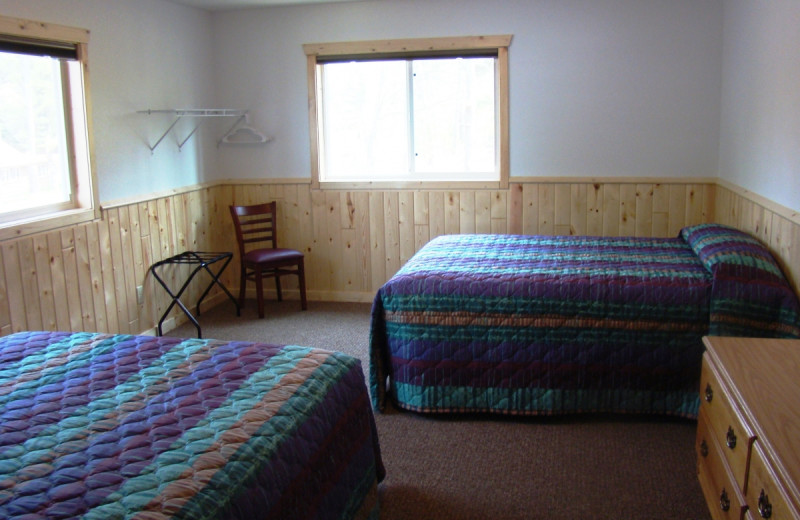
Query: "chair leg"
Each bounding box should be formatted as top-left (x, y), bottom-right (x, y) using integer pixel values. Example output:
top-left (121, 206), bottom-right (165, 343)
top-left (255, 266), bottom-right (265, 319)
top-left (275, 274), bottom-right (283, 302)
top-left (298, 259), bottom-right (307, 311)
top-left (238, 263), bottom-right (247, 309)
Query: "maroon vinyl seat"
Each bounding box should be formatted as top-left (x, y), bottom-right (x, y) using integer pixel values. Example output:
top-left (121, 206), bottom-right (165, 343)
top-left (229, 201), bottom-right (307, 318)
top-left (243, 248), bottom-right (303, 264)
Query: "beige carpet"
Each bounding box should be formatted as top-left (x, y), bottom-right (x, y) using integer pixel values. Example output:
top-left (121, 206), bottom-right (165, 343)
top-left (169, 300), bottom-right (711, 520)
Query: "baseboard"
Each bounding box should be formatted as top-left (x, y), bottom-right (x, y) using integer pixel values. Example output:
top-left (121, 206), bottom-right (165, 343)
top-left (137, 291), bottom-right (232, 336)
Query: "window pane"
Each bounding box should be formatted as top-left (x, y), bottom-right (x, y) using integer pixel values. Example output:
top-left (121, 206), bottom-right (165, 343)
top-left (321, 60), bottom-right (409, 181)
top-left (412, 57), bottom-right (495, 178)
top-left (0, 51), bottom-right (72, 215)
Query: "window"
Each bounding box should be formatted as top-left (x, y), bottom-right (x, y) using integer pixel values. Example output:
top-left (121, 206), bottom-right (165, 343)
top-left (304, 35), bottom-right (511, 189)
top-left (0, 16), bottom-right (97, 239)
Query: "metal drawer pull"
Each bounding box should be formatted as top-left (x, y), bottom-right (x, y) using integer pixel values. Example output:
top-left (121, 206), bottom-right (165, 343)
top-left (726, 426), bottom-right (737, 449)
top-left (758, 489), bottom-right (772, 518)
top-left (700, 439), bottom-right (709, 458)
top-left (720, 488), bottom-right (731, 512)
top-left (705, 383), bottom-right (713, 403)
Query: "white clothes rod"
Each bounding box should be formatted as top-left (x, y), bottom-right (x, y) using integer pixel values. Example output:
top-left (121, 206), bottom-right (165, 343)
top-left (138, 109), bottom-right (249, 152)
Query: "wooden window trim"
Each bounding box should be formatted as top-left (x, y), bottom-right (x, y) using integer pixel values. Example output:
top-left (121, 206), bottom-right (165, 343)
top-left (0, 15), bottom-right (99, 241)
top-left (304, 35), bottom-right (512, 191)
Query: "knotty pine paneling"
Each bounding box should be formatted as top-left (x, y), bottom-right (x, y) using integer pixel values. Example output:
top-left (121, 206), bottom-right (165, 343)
top-left (714, 183), bottom-right (800, 298)
top-left (220, 180), bottom-right (717, 302)
top-left (4, 178), bottom-right (798, 338)
top-left (0, 190), bottom-right (220, 338)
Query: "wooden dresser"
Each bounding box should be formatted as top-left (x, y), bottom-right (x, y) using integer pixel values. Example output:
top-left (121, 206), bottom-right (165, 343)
top-left (697, 336), bottom-right (800, 520)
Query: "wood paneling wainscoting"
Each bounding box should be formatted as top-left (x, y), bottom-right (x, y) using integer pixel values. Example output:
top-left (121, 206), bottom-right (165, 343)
top-left (0, 187), bottom-right (220, 337)
top-left (217, 178), bottom-right (717, 304)
top-left (0, 177), bottom-right (796, 338)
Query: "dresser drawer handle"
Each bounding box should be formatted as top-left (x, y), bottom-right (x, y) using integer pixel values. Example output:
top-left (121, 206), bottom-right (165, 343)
top-left (758, 489), bottom-right (772, 518)
top-left (726, 426), bottom-right (737, 449)
top-left (700, 439), bottom-right (709, 458)
top-left (704, 383), bottom-right (713, 403)
top-left (720, 488), bottom-right (731, 512)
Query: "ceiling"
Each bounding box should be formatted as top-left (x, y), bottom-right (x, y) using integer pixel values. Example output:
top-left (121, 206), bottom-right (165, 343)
top-left (167, 0), bottom-right (366, 11)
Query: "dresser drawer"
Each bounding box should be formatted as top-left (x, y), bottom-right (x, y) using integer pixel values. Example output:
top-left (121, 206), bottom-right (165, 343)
top-left (700, 356), bottom-right (756, 491)
top-left (745, 443), bottom-right (797, 519)
top-left (699, 337), bottom-right (800, 520)
top-left (698, 408), bottom-right (748, 520)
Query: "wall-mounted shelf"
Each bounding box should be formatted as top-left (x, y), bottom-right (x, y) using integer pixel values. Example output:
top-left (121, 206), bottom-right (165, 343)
top-left (138, 108), bottom-right (256, 152)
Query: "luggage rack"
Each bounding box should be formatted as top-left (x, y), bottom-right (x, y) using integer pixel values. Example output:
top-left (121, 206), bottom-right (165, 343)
top-left (149, 251), bottom-right (240, 338)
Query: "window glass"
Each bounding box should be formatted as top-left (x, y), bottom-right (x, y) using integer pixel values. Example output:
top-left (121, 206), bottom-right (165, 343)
top-left (305, 35), bottom-right (511, 189)
top-left (0, 15), bottom-right (96, 238)
top-left (321, 60), bottom-right (409, 180)
top-left (319, 56), bottom-right (496, 183)
top-left (412, 57), bottom-right (495, 178)
top-left (0, 51), bottom-right (74, 218)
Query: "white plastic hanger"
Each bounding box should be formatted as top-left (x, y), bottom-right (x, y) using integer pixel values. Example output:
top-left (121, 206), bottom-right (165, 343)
top-left (219, 114), bottom-right (272, 146)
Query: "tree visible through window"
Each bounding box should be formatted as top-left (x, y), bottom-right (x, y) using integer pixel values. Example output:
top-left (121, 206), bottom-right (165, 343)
top-left (304, 35), bottom-right (511, 188)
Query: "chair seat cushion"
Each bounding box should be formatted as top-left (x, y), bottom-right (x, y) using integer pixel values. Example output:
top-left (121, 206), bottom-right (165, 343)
top-left (244, 248), bottom-right (303, 264)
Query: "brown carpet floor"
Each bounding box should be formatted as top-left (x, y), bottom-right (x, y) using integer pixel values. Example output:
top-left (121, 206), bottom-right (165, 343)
top-left (169, 300), bottom-right (711, 520)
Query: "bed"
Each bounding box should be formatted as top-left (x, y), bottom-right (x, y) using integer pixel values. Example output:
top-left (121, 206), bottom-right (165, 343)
top-left (370, 223), bottom-right (800, 418)
top-left (0, 331), bottom-right (384, 519)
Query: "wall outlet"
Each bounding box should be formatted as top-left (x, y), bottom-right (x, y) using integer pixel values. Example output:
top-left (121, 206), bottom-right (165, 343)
top-left (136, 285), bottom-right (144, 304)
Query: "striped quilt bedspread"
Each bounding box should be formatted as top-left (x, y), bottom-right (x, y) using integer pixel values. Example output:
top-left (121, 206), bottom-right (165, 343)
top-left (370, 224), bottom-right (800, 418)
top-left (0, 331), bottom-right (384, 520)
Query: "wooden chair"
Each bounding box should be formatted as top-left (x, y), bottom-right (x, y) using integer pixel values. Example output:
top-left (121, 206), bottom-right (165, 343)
top-left (229, 201), bottom-right (307, 318)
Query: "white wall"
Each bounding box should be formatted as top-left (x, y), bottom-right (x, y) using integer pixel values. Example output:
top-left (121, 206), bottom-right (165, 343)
top-left (0, 0), bottom-right (216, 202)
top-left (718, 0), bottom-right (800, 213)
top-left (0, 0), bottom-right (735, 203)
top-left (210, 0), bottom-right (723, 181)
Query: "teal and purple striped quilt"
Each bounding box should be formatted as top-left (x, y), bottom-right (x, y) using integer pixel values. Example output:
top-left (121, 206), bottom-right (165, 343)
top-left (370, 224), bottom-right (800, 418)
top-left (0, 331), bottom-right (384, 519)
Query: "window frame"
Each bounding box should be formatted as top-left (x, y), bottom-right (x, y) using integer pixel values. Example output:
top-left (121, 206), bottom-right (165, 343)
top-left (0, 15), bottom-right (99, 240)
top-left (304, 35), bottom-right (511, 190)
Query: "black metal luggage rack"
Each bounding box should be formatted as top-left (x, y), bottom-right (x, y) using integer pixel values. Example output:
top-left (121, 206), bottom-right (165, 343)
top-left (149, 251), bottom-right (240, 338)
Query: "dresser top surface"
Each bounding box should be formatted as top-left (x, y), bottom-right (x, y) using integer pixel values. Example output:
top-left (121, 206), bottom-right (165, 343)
top-left (702, 336), bottom-right (800, 507)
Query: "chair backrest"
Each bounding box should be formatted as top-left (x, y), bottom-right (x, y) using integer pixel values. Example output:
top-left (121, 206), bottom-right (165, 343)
top-left (229, 202), bottom-right (278, 257)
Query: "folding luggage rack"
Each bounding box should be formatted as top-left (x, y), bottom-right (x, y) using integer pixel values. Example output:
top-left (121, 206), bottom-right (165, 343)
top-left (149, 251), bottom-right (240, 338)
